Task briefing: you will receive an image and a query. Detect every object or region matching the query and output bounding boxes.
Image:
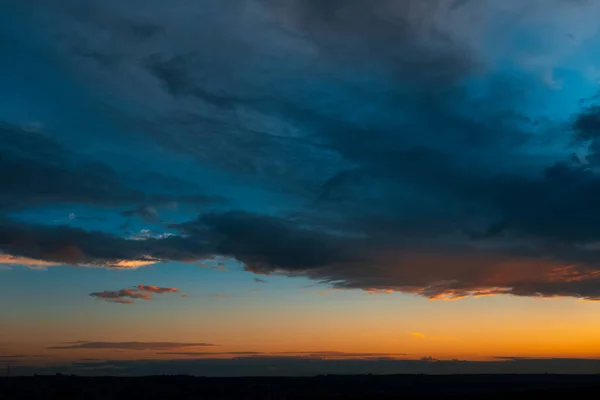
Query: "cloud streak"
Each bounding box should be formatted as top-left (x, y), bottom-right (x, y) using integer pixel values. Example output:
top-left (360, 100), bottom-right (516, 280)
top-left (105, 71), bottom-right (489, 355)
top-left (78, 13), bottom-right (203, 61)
top-left (48, 342), bottom-right (216, 350)
top-left (90, 285), bottom-right (182, 304)
top-left (158, 351), bottom-right (409, 359)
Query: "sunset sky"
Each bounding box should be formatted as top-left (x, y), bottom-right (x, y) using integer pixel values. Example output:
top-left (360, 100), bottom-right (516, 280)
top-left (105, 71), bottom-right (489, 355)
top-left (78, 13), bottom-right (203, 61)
top-left (3, 0), bottom-right (600, 376)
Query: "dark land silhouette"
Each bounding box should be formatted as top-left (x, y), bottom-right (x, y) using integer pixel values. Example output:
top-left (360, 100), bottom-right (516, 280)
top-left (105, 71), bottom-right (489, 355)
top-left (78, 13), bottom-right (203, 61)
top-left (2, 374), bottom-right (600, 399)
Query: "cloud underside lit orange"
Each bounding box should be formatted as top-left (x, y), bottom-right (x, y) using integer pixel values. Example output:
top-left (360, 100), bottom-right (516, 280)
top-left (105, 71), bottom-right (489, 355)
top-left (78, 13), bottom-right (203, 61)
top-left (308, 251), bottom-right (600, 302)
top-left (0, 253), bottom-right (157, 269)
top-left (4, 246), bottom-right (600, 302)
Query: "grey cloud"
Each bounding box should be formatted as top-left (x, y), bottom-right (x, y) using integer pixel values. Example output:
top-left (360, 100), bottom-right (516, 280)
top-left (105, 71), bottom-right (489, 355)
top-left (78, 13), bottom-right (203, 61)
top-left (0, 123), bottom-right (143, 209)
top-left (0, 122), bottom-right (224, 211)
top-left (23, 0), bottom-right (487, 190)
top-left (271, 0), bottom-right (480, 85)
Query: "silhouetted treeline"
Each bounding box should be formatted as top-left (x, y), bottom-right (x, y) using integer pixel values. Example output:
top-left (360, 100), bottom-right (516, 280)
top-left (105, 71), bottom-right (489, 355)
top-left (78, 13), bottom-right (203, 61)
top-left (1, 374), bottom-right (600, 399)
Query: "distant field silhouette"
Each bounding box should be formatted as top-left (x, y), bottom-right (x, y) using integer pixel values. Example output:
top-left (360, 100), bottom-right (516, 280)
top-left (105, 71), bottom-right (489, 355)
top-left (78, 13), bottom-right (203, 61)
top-left (2, 374), bottom-right (600, 399)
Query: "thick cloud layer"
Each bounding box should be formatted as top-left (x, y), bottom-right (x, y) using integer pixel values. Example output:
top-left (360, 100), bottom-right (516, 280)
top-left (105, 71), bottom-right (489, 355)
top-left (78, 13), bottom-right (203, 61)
top-left (4, 0), bottom-right (600, 300)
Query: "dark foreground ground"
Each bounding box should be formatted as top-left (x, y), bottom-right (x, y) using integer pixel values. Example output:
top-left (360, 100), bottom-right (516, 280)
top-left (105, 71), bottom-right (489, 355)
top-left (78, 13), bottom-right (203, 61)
top-left (2, 374), bottom-right (600, 399)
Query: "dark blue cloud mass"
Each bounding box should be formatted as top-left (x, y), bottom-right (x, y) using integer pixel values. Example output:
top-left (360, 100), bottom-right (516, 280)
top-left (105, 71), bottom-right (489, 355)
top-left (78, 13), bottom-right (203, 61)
top-left (3, 0), bottom-right (600, 300)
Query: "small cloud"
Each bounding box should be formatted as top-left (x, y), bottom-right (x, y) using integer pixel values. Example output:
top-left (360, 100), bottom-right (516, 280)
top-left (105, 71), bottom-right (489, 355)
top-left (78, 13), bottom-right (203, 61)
top-left (135, 285), bottom-right (180, 294)
top-left (312, 290), bottom-right (333, 295)
top-left (365, 288), bottom-right (394, 294)
top-left (26, 266), bottom-right (49, 271)
top-left (254, 278), bottom-right (268, 283)
top-left (107, 259), bottom-right (159, 269)
top-left (129, 229), bottom-right (175, 241)
top-left (197, 261), bottom-right (228, 271)
top-left (90, 285), bottom-right (181, 304)
top-left (409, 332), bottom-right (455, 342)
top-left (214, 293), bottom-right (228, 298)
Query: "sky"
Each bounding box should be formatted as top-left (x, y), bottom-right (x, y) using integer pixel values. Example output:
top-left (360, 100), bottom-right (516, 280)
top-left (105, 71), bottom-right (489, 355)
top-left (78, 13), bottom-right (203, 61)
top-left (3, 0), bottom-right (600, 376)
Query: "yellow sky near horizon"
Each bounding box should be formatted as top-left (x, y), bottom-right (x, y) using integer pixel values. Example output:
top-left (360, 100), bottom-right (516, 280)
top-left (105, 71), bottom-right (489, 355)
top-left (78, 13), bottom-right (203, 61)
top-left (3, 293), bottom-right (600, 365)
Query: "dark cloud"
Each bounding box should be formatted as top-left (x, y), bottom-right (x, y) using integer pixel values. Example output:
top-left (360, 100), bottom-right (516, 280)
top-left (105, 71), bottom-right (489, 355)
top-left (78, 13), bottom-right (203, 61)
top-left (4, 205), bottom-right (600, 300)
top-left (0, 123), bottom-right (143, 209)
top-left (574, 106), bottom-right (600, 141)
top-left (23, 0), bottom-right (489, 190)
top-left (4, 0), bottom-right (600, 301)
top-left (0, 218), bottom-right (209, 268)
top-left (172, 211), bottom-right (600, 301)
top-left (0, 122), bottom-right (224, 211)
top-left (271, 0), bottom-right (479, 84)
top-left (174, 211), bottom-right (363, 273)
top-left (48, 342), bottom-right (216, 350)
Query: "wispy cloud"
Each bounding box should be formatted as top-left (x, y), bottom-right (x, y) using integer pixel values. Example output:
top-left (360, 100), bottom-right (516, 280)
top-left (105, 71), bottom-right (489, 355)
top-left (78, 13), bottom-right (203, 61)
top-left (135, 285), bottom-right (180, 294)
top-left (48, 341), bottom-right (216, 350)
top-left (90, 285), bottom-right (182, 304)
top-left (157, 350), bottom-right (408, 360)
